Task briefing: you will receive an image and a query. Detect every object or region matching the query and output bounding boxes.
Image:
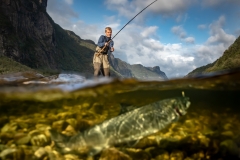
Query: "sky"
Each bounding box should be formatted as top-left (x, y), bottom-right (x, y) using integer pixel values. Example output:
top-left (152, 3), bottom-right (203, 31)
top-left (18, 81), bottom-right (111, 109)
top-left (47, 0), bottom-right (240, 78)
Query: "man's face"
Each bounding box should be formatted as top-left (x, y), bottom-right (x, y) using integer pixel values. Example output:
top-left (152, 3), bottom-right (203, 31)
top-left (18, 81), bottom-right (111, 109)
top-left (105, 30), bottom-right (112, 37)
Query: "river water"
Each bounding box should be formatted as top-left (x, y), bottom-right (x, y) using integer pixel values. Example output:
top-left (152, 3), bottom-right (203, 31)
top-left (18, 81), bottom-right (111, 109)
top-left (0, 69), bottom-right (240, 160)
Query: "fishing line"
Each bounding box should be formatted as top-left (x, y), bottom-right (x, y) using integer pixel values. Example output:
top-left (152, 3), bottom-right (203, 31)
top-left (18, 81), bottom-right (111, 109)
top-left (111, 0), bottom-right (158, 40)
top-left (98, 0), bottom-right (158, 54)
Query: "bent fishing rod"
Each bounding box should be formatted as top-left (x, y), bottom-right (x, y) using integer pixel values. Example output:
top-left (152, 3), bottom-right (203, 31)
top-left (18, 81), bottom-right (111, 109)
top-left (97, 0), bottom-right (158, 54)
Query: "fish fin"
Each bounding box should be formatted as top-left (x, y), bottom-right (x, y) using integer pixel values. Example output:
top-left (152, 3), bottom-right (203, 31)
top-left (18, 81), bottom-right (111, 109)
top-left (49, 129), bottom-right (71, 154)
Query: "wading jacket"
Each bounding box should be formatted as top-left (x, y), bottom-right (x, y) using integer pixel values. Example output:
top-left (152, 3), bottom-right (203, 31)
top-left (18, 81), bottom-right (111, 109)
top-left (97, 35), bottom-right (114, 54)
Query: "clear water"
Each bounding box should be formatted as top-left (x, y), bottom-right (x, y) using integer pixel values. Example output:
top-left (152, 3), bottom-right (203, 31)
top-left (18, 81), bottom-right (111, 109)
top-left (0, 69), bottom-right (240, 160)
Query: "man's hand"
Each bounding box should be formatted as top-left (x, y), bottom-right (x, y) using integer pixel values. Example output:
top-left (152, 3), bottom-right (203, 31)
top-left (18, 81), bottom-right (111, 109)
top-left (105, 42), bottom-right (109, 46)
top-left (111, 47), bottom-right (114, 52)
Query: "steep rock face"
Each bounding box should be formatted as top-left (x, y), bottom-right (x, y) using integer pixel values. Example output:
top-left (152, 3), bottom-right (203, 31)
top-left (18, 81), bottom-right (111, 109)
top-left (0, 0), bottom-right (57, 68)
top-left (0, 0), bottom-right (95, 75)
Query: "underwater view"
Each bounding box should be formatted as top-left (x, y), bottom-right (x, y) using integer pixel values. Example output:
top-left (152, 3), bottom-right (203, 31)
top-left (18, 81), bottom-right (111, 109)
top-left (0, 69), bottom-right (240, 160)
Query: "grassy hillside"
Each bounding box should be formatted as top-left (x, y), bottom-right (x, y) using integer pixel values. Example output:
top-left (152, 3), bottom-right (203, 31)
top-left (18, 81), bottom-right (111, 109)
top-left (0, 56), bottom-right (34, 74)
top-left (206, 36), bottom-right (240, 72)
top-left (52, 24), bottom-right (95, 73)
top-left (187, 36), bottom-right (240, 76)
top-left (0, 56), bottom-right (60, 75)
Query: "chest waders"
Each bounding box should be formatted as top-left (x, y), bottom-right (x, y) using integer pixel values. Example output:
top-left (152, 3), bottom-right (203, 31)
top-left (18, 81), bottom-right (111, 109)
top-left (93, 36), bottom-right (111, 77)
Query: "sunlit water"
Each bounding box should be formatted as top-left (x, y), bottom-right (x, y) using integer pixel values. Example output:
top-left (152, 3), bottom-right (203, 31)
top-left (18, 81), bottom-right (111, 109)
top-left (0, 69), bottom-right (240, 160)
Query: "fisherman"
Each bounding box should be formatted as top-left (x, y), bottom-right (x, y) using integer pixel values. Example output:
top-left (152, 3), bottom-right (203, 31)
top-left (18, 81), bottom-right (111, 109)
top-left (93, 27), bottom-right (114, 77)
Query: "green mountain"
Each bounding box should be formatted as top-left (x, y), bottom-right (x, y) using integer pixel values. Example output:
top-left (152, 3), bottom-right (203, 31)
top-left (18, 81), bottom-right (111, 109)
top-left (0, 0), bottom-right (167, 80)
top-left (187, 36), bottom-right (240, 76)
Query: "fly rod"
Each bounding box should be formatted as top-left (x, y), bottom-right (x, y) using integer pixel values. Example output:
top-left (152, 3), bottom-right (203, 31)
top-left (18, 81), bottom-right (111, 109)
top-left (97, 0), bottom-right (158, 55)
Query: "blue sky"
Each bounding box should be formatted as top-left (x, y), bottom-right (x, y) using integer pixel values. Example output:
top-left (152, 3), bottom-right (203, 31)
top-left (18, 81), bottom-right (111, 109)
top-left (47, 0), bottom-right (240, 78)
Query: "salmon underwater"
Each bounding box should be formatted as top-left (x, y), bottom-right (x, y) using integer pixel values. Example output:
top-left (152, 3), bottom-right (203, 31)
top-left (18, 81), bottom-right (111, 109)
top-left (49, 93), bottom-right (191, 156)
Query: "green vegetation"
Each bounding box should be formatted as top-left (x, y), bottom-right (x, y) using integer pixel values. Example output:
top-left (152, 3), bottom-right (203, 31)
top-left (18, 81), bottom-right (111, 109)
top-left (207, 36), bottom-right (240, 72)
top-left (0, 56), bottom-right (34, 74)
top-left (52, 24), bottom-right (95, 74)
top-left (0, 55), bottom-right (61, 76)
top-left (187, 36), bottom-right (240, 76)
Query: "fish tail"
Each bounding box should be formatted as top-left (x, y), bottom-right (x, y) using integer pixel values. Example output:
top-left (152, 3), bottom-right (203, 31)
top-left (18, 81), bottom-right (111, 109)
top-left (49, 129), bottom-right (72, 154)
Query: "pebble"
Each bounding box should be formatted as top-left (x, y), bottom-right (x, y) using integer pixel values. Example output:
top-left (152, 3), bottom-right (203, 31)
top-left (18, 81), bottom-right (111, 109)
top-left (0, 104), bottom-right (239, 159)
top-left (1, 122), bottom-right (18, 133)
top-left (34, 147), bottom-right (47, 159)
top-left (0, 148), bottom-right (16, 158)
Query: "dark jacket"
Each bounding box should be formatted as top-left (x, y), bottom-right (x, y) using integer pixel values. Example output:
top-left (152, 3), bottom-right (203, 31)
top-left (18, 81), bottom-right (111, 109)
top-left (97, 35), bottom-right (114, 53)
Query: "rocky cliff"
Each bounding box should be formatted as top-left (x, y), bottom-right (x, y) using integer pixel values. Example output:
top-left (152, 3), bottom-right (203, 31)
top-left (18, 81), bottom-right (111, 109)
top-left (0, 0), bottom-right (95, 76)
top-left (0, 0), bottom-right (167, 80)
top-left (0, 0), bottom-right (56, 68)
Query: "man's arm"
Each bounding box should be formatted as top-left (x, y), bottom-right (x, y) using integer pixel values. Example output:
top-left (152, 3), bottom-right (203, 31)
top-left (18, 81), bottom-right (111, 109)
top-left (97, 35), bottom-right (105, 47)
top-left (109, 41), bottom-right (114, 48)
top-left (110, 41), bottom-right (114, 52)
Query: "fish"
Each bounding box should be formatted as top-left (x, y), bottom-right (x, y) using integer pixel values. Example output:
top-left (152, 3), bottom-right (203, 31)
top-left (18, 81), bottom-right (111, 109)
top-left (49, 92), bottom-right (191, 156)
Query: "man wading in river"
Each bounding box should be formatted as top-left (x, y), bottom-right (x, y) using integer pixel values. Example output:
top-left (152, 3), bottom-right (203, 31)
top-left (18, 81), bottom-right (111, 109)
top-left (93, 27), bottom-right (114, 77)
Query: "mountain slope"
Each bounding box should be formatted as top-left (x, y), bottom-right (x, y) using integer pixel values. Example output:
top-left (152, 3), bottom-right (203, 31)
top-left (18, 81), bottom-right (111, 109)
top-left (187, 36), bottom-right (240, 76)
top-left (0, 0), bottom-right (94, 76)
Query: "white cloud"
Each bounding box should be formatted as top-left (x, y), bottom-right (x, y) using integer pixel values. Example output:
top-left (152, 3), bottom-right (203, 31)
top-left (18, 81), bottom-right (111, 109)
top-left (64, 0), bottom-right (73, 5)
top-left (101, 1), bottom-right (237, 78)
top-left (70, 21), bottom-right (102, 42)
top-left (104, 0), bottom-right (195, 21)
top-left (108, 24), bottom-right (197, 78)
top-left (171, 26), bottom-right (186, 38)
top-left (198, 24), bottom-right (207, 29)
top-left (206, 16), bottom-right (236, 47)
top-left (176, 14), bottom-right (188, 23)
top-left (171, 25), bottom-right (195, 44)
top-left (202, 0), bottom-right (240, 7)
top-left (185, 37), bottom-right (195, 44)
top-left (47, 0), bottom-right (78, 26)
top-left (189, 16), bottom-right (236, 71)
top-left (105, 0), bottom-right (128, 5)
top-left (140, 26), bottom-right (158, 38)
